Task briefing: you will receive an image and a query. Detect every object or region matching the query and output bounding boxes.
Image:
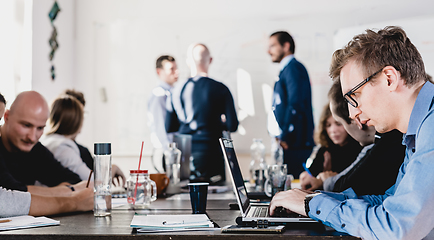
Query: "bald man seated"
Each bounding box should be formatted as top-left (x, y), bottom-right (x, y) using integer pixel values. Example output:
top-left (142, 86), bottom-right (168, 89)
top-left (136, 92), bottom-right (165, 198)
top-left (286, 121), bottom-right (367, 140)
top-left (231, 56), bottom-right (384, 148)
top-left (0, 91), bottom-right (90, 196)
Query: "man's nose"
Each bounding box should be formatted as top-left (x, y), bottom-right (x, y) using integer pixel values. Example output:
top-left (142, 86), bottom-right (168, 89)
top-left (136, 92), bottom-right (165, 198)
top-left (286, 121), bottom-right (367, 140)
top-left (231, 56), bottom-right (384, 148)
top-left (348, 104), bottom-right (362, 120)
top-left (27, 128), bottom-right (38, 142)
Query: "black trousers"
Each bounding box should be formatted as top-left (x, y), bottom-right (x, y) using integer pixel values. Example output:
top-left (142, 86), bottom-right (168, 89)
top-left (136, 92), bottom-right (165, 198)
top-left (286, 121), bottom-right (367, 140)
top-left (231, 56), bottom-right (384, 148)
top-left (190, 146), bottom-right (226, 185)
top-left (283, 148), bottom-right (313, 178)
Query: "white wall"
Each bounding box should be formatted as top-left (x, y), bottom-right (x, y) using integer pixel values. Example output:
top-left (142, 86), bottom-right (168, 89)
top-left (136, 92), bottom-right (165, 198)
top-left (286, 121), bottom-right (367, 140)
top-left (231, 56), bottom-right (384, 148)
top-left (26, 0), bottom-right (434, 175)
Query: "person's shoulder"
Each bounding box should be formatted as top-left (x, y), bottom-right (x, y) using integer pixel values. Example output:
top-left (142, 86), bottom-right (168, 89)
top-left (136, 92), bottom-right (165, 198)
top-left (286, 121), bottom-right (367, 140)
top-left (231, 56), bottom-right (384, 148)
top-left (32, 142), bottom-right (56, 158)
top-left (40, 133), bottom-right (68, 148)
top-left (416, 108), bottom-right (434, 140)
top-left (204, 77), bottom-right (229, 89)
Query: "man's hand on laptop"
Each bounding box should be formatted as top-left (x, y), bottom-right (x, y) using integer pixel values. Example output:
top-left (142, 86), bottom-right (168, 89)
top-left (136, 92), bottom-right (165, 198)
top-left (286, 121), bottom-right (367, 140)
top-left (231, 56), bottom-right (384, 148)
top-left (269, 189), bottom-right (313, 217)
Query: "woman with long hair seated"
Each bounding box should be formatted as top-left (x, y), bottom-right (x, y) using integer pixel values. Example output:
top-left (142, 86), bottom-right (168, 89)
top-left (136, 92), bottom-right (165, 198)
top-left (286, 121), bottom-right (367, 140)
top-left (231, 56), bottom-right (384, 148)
top-left (42, 94), bottom-right (125, 186)
top-left (300, 103), bottom-right (362, 190)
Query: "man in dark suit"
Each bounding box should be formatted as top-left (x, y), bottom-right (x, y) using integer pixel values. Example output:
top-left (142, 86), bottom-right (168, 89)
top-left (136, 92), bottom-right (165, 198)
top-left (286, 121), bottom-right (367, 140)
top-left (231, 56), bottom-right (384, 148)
top-left (166, 43), bottom-right (238, 185)
top-left (268, 31), bottom-right (315, 177)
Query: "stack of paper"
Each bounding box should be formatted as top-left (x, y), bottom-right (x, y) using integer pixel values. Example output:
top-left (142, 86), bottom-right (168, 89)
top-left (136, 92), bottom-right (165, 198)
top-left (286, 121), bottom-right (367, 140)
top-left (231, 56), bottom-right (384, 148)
top-left (130, 214), bottom-right (216, 233)
top-left (0, 215), bottom-right (59, 231)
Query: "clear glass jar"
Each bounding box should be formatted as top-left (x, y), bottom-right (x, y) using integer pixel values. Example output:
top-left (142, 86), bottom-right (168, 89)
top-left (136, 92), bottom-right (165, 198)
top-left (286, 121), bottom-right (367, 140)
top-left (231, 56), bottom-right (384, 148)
top-left (127, 170), bottom-right (157, 209)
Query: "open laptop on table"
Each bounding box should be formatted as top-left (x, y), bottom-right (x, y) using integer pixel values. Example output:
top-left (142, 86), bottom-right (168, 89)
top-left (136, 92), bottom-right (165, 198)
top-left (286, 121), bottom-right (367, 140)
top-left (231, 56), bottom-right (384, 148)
top-left (219, 138), bottom-right (316, 225)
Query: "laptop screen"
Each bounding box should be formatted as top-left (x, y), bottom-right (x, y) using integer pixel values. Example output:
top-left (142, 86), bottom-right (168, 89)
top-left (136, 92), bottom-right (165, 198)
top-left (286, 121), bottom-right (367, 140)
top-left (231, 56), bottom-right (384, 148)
top-left (220, 138), bottom-right (250, 214)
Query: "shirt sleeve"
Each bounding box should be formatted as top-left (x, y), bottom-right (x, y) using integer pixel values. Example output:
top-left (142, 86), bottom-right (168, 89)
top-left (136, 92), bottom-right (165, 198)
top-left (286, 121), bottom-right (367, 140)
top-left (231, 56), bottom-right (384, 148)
top-left (0, 187), bottom-right (31, 217)
top-left (148, 94), bottom-right (170, 149)
top-left (222, 86), bottom-right (239, 132)
top-left (0, 154), bottom-right (28, 191)
top-left (308, 113), bottom-right (434, 240)
top-left (52, 143), bottom-right (92, 181)
top-left (33, 143), bottom-right (82, 186)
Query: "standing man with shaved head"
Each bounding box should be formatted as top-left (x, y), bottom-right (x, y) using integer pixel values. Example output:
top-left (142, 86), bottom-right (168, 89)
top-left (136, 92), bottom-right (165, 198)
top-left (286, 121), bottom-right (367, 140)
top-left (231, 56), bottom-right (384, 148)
top-left (0, 91), bottom-right (89, 196)
top-left (166, 43), bottom-right (238, 185)
top-left (268, 31), bottom-right (315, 177)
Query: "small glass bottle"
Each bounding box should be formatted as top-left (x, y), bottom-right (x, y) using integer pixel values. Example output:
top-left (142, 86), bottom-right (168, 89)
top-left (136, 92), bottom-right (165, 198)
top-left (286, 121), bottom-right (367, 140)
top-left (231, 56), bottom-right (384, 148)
top-left (164, 142), bottom-right (182, 194)
top-left (127, 170), bottom-right (157, 209)
top-left (249, 139), bottom-right (267, 192)
top-left (93, 143), bottom-right (112, 217)
top-left (271, 138), bottom-right (284, 165)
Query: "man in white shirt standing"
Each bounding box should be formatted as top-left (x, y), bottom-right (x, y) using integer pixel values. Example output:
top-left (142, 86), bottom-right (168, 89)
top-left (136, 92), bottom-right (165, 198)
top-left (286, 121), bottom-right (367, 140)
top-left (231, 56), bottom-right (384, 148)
top-left (147, 55), bottom-right (179, 171)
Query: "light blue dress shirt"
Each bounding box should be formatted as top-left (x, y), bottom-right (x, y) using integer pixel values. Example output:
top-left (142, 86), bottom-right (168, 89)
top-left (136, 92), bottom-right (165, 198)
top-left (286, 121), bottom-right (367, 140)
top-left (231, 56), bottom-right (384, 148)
top-left (148, 81), bottom-right (173, 150)
top-left (308, 81), bottom-right (434, 240)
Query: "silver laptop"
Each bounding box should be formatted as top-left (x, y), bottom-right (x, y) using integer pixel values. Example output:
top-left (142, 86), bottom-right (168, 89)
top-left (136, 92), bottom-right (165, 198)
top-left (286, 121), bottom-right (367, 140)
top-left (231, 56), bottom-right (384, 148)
top-left (219, 138), bottom-right (316, 224)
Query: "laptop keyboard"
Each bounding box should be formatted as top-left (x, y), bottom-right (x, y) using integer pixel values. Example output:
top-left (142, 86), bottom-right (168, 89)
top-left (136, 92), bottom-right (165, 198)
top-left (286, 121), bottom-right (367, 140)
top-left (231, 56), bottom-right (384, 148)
top-left (249, 206), bottom-right (305, 218)
top-left (251, 206), bottom-right (269, 217)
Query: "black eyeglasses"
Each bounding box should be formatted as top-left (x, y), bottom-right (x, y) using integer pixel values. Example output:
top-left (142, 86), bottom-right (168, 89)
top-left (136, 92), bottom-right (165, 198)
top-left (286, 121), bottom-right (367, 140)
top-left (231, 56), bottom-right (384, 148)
top-left (344, 68), bottom-right (383, 108)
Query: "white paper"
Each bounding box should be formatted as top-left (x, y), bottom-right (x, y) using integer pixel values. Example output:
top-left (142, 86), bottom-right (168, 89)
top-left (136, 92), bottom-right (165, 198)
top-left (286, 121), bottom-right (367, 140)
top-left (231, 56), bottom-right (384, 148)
top-left (130, 214), bottom-right (213, 229)
top-left (137, 227), bottom-right (220, 233)
top-left (0, 215), bottom-right (59, 231)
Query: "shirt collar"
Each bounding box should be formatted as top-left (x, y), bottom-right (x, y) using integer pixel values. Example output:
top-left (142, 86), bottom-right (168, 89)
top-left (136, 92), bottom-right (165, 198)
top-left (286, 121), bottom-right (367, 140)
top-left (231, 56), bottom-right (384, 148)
top-left (279, 54), bottom-right (294, 72)
top-left (406, 81), bottom-right (434, 137)
top-left (158, 81), bottom-right (172, 91)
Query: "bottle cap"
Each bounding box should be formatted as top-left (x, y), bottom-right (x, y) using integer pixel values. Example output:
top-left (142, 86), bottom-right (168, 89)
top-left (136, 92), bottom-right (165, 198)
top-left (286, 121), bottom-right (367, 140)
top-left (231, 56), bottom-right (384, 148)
top-left (94, 143), bottom-right (111, 155)
top-left (130, 170), bottom-right (148, 174)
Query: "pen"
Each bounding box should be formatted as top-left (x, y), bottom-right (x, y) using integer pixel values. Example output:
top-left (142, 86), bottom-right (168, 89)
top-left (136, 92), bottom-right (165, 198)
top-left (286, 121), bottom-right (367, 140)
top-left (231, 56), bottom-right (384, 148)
top-left (162, 220), bottom-right (211, 226)
top-left (0, 219), bottom-right (11, 224)
top-left (86, 170), bottom-right (93, 188)
top-left (302, 163), bottom-right (313, 177)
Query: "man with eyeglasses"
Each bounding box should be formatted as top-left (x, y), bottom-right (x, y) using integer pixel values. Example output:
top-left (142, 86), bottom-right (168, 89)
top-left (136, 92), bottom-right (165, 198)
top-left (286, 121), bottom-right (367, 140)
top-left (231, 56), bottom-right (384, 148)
top-left (269, 26), bottom-right (434, 239)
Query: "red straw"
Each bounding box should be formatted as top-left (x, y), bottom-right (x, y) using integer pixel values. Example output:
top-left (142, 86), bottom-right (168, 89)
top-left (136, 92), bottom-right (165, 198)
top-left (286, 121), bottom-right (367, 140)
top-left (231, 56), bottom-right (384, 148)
top-left (138, 141), bottom-right (144, 170)
top-left (133, 141), bottom-right (145, 205)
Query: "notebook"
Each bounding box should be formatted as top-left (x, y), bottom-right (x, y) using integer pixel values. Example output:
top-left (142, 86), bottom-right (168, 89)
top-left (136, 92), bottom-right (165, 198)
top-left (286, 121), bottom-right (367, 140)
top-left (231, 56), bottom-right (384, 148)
top-left (0, 215), bottom-right (59, 231)
top-left (130, 214), bottom-right (216, 233)
top-left (219, 138), bottom-right (316, 224)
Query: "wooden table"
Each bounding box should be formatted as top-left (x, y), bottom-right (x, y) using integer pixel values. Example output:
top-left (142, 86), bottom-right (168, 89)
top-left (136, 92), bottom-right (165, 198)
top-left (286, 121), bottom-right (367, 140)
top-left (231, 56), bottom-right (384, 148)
top-left (0, 194), bottom-right (359, 239)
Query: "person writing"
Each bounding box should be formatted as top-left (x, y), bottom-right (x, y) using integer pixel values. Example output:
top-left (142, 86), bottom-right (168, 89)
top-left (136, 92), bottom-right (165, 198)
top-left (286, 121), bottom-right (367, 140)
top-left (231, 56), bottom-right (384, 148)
top-left (0, 91), bottom-right (88, 196)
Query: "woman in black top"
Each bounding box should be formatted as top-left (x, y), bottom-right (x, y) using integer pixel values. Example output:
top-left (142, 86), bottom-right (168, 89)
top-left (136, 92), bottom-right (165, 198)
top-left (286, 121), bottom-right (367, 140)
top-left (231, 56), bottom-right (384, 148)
top-left (301, 104), bottom-right (362, 181)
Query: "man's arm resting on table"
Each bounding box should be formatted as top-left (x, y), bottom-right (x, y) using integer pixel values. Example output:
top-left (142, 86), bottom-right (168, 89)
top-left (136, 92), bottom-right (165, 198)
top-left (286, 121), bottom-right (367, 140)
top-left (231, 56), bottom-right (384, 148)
top-left (29, 188), bottom-right (94, 216)
top-left (27, 180), bottom-right (89, 197)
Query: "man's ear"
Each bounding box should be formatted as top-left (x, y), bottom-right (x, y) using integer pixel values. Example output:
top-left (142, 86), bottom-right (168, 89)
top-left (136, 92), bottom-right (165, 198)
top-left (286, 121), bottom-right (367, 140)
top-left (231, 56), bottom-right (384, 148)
top-left (156, 68), bottom-right (162, 76)
top-left (209, 57), bottom-right (213, 65)
top-left (283, 42), bottom-right (291, 54)
top-left (383, 66), bottom-right (401, 92)
top-left (3, 109), bottom-right (10, 123)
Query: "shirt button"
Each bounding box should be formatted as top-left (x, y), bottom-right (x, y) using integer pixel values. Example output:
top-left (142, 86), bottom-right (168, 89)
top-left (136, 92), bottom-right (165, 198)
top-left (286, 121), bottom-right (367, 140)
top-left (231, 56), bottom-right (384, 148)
top-left (316, 210), bottom-right (321, 215)
top-left (412, 148), bottom-right (415, 153)
top-left (341, 223), bottom-right (346, 228)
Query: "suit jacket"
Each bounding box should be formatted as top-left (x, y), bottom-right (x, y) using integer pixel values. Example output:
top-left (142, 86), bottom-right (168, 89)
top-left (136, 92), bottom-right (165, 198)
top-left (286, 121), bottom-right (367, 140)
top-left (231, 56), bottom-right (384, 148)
top-left (272, 58), bottom-right (315, 149)
top-left (166, 76), bottom-right (238, 151)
